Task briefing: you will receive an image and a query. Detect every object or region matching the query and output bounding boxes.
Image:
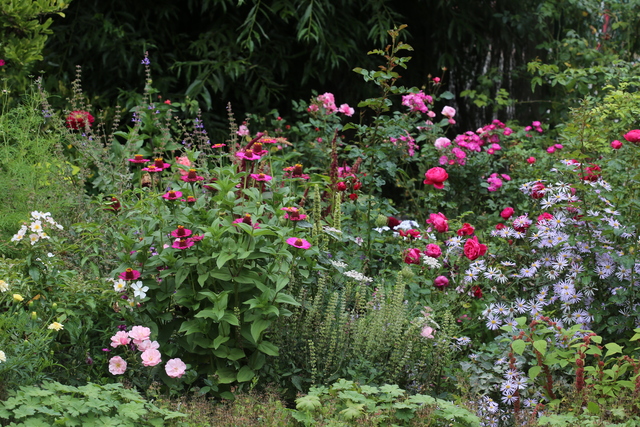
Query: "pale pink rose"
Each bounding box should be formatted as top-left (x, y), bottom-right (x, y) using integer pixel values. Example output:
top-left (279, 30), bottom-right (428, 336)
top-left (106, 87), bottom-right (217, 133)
top-left (165, 358), bottom-right (187, 378)
top-left (421, 326), bottom-right (435, 338)
top-left (141, 348), bottom-right (162, 367)
top-left (176, 156), bottom-right (191, 176)
top-left (109, 356), bottom-right (127, 375)
top-left (137, 340), bottom-right (160, 352)
top-left (128, 326), bottom-right (151, 345)
top-left (110, 331), bottom-right (131, 348)
top-left (338, 103), bottom-right (354, 117)
top-left (441, 106), bottom-right (456, 118)
top-left (434, 137), bottom-right (451, 150)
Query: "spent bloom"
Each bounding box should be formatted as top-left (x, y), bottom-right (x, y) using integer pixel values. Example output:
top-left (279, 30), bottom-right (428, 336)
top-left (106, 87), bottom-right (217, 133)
top-left (48, 322), bottom-right (64, 331)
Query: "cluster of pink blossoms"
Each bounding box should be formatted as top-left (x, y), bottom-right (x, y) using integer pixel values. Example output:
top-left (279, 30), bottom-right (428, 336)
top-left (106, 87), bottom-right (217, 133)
top-left (486, 172), bottom-right (511, 192)
top-left (108, 326), bottom-right (187, 378)
top-left (435, 120), bottom-right (512, 166)
top-left (307, 92), bottom-right (354, 117)
top-left (401, 90), bottom-right (434, 115)
top-left (390, 133), bottom-right (419, 157)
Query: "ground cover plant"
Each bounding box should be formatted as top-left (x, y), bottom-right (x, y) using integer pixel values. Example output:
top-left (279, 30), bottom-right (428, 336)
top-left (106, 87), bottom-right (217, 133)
top-left (4, 19), bottom-right (640, 427)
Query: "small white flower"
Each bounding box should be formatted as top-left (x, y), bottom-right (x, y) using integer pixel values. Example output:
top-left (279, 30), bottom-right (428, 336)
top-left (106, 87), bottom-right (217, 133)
top-left (0, 280), bottom-right (8, 292)
top-left (330, 260), bottom-right (348, 269)
top-left (131, 281), bottom-right (149, 299)
top-left (113, 279), bottom-right (127, 292)
top-left (343, 270), bottom-right (373, 283)
top-left (0, 350), bottom-right (5, 363)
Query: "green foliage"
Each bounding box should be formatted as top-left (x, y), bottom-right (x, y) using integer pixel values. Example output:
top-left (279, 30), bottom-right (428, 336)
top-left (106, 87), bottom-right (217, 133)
top-left (0, 381), bottom-right (185, 426)
top-left (0, 0), bottom-right (71, 104)
top-left (0, 87), bottom-right (82, 257)
top-left (290, 379), bottom-right (480, 426)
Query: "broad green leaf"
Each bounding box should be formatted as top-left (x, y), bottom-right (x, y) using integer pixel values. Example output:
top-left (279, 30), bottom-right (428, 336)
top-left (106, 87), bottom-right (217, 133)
top-left (528, 365), bottom-right (542, 380)
top-left (257, 340), bottom-right (279, 356)
top-left (533, 339), bottom-right (547, 356)
top-left (511, 339), bottom-right (526, 355)
top-left (237, 366), bottom-right (255, 382)
top-left (251, 319), bottom-right (271, 342)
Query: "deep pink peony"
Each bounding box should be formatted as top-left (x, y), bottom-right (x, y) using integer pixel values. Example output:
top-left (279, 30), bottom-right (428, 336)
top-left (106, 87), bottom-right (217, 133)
top-left (434, 276), bottom-right (450, 288)
top-left (403, 248), bottom-right (422, 265)
top-left (611, 140), bottom-right (623, 149)
top-left (500, 207), bottom-right (514, 220)
top-left (424, 244), bottom-right (442, 258)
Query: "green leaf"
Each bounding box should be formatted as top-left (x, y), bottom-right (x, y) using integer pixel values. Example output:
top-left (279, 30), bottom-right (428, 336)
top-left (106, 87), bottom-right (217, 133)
top-left (257, 341), bottom-right (279, 356)
top-left (586, 401), bottom-right (600, 414)
top-left (533, 339), bottom-right (547, 356)
top-left (251, 319), bottom-right (271, 343)
top-left (605, 342), bottom-right (623, 357)
top-left (528, 365), bottom-right (542, 380)
top-left (236, 366), bottom-right (255, 382)
top-left (274, 293), bottom-right (300, 306)
top-left (215, 367), bottom-right (236, 384)
top-left (217, 252), bottom-right (235, 269)
top-left (511, 339), bottom-right (526, 355)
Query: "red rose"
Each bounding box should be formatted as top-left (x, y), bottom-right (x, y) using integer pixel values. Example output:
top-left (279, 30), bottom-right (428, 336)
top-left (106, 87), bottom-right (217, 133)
top-left (403, 248), bottom-right (422, 265)
top-left (353, 182), bottom-right (362, 191)
top-left (471, 285), bottom-right (483, 298)
top-left (500, 207), bottom-right (514, 220)
top-left (463, 236), bottom-right (487, 261)
top-left (457, 223), bottom-right (475, 236)
top-left (336, 182), bottom-right (347, 191)
top-left (537, 212), bottom-right (553, 224)
top-left (399, 229), bottom-right (421, 240)
top-left (623, 129), bottom-right (640, 143)
top-left (66, 110), bottom-right (95, 130)
top-left (531, 182), bottom-right (545, 199)
top-left (581, 164), bottom-right (601, 182)
top-left (387, 216), bottom-right (401, 228)
top-left (423, 167), bottom-right (448, 189)
top-left (426, 212), bottom-right (449, 233)
top-left (349, 193), bottom-right (358, 201)
top-left (526, 157), bottom-right (536, 164)
top-left (495, 223), bottom-right (505, 230)
top-left (424, 244), bottom-right (442, 258)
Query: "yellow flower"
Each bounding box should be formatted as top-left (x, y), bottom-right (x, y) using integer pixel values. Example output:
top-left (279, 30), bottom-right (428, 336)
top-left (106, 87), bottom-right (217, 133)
top-left (48, 322), bottom-right (64, 331)
top-left (13, 294), bottom-right (24, 302)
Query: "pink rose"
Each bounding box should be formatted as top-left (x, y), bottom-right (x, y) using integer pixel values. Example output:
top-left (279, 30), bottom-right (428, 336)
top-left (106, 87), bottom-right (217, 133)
top-left (623, 130), bottom-right (640, 143)
top-left (421, 326), bottom-right (435, 338)
top-left (141, 348), bottom-right (162, 367)
top-left (338, 103), bottom-right (355, 117)
top-left (165, 358), bottom-right (187, 378)
top-left (110, 331), bottom-right (131, 348)
top-left (434, 276), bottom-right (450, 288)
top-left (403, 248), bottom-right (422, 265)
top-left (426, 212), bottom-right (449, 233)
top-left (611, 140), bottom-right (622, 149)
top-left (176, 156), bottom-right (191, 176)
top-left (500, 207), bottom-right (514, 220)
top-left (434, 137), bottom-right (451, 150)
top-left (441, 106), bottom-right (456, 118)
top-left (423, 167), bottom-right (448, 189)
top-left (463, 236), bottom-right (487, 261)
top-left (526, 157), bottom-right (536, 164)
top-left (424, 244), bottom-right (442, 258)
top-left (128, 326), bottom-right (151, 345)
top-left (137, 340), bottom-right (160, 352)
top-left (108, 356), bottom-right (127, 375)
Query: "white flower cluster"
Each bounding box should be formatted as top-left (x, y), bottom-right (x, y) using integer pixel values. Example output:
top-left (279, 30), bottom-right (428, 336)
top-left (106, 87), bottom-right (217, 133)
top-left (11, 211), bottom-right (63, 245)
top-left (422, 255), bottom-right (441, 269)
top-left (343, 270), bottom-right (373, 283)
top-left (0, 350), bottom-right (5, 363)
top-left (0, 280), bottom-right (8, 293)
top-left (329, 260), bottom-right (348, 269)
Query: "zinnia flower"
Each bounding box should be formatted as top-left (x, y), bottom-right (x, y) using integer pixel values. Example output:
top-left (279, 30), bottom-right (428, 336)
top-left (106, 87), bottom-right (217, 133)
top-left (119, 268), bottom-right (141, 281)
top-left (286, 237), bottom-right (312, 249)
top-left (283, 164), bottom-right (310, 179)
top-left (172, 238), bottom-right (195, 249)
top-left (180, 169), bottom-right (205, 182)
top-left (152, 158), bottom-right (171, 170)
top-left (65, 110), bottom-right (95, 130)
top-left (171, 226), bottom-right (193, 238)
top-left (236, 149), bottom-right (262, 161)
top-left (128, 154), bottom-right (150, 164)
top-left (162, 190), bottom-right (183, 200)
top-left (250, 173), bottom-right (273, 182)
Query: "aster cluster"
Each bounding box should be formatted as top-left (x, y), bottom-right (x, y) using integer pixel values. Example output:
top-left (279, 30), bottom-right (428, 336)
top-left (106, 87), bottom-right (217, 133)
top-left (11, 211), bottom-right (63, 246)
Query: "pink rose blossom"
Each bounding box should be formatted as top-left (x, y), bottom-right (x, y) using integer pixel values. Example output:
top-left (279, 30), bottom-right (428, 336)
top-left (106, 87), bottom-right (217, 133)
top-left (175, 156), bottom-right (191, 175)
top-left (624, 130), bottom-right (640, 143)
top-left (237, 125), bottom-right (249, 136)
top-left (110, 331), bottom-right (131, 348)
top-left (441, 106), bottom-right (456, 118)
top-left (423, 167), bottom-right (448, 189)
top-left (128, 326), bottom-right (151, 345)
top-left (611, 140), bottom-right (623, 149)
top-left (434, 137), bottom-right (451, 149)
top-left (421, 326), bottom-right (435, 338)
top-left (338, 103), bottom-right (355, 117)
top-left (426, 212), bottom-right (449, 233)
top-left (109, 356), bottom-right (127, 375)
top-left (137, 340), bottom-right (160, 352)
top-left (434, 276), bottom-right (450, 288)
top-left (424, 244), bottom-right (442, 258)
top-left (165, 358), bottom-right (187, 378)
top-left (141, 348), bottom-right (162, 367)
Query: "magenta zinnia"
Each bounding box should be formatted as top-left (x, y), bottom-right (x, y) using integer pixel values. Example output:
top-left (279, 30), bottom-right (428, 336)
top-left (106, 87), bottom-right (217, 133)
top-left (286, 237), bottom-right (312, 249)
top-left (172, 238), bottom-right (194, 250)
top-left (250, 173), bottom-right (273, 182)
top-left (162, 190), bottom-right (183, 200)
top-left (153, 158), bottom-right (171, 170)
top-left (171, 225), bottom-right (193, 238)
top-left (119, 268), bottom-right (141, 281)
top-left (236, 149), bottom-right (262, 161)
top-left (180, 169), bottom-right (205, 182)
top-left (128, 154), bottom-right (150, 164)
top-left (65, 110), bottom-right (95, 130)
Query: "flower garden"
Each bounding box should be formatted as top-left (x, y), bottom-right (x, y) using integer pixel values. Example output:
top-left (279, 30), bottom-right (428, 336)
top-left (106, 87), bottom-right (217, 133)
top-left (4, 20), bottom-right (640, 426)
